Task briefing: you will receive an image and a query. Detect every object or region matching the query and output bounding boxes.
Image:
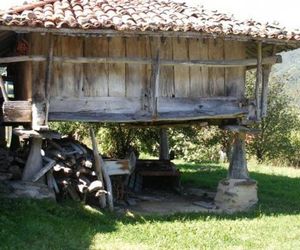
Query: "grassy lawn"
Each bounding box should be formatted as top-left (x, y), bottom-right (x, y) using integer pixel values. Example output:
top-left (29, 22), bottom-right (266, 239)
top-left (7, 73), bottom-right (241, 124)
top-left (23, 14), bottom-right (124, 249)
top-left (1, 162), bottom-right (300, 250)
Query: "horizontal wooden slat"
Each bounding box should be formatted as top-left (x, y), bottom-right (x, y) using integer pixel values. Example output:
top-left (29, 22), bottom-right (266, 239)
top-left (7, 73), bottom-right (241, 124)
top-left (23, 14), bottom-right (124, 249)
top-left (3, 101), bottom-right (32, 123)
top-left (48, 97), bottom-right (247, 122)
top-left (49, 97), bottom-right (142, 113)
top-left (0, 55), bottom-right (281, 67)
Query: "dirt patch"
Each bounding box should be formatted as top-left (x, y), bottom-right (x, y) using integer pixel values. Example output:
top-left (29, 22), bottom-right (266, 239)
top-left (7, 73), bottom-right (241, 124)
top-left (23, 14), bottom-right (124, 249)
top-left (116, 188), bottom-right (222, 215)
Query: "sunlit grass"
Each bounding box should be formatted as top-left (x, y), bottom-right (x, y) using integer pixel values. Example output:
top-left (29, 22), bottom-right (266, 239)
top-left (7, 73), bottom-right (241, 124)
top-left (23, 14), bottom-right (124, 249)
top-left (1, 162), bottom-right (300, 249)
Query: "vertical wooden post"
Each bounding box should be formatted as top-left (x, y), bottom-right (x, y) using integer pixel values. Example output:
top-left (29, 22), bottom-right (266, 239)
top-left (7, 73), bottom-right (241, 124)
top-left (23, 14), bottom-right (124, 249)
top-left (32, 35), bottom-right (54, 131)
top-left (261, 65), bottom-right (271, 117)
top-left (90, 128), bottom-right (106, 208)
top-left (22, 137), bottom-right (43, 181)
top-left (90, 128), bottom-right (114, 211)
top-left (151, 38), bottom-right (161, 118)
top-left (159, 128), bottom-right (170, 160)
top-left (228, 132), bottom-right (249, 179)
top-left (255, 42), bottom-right (263, 120)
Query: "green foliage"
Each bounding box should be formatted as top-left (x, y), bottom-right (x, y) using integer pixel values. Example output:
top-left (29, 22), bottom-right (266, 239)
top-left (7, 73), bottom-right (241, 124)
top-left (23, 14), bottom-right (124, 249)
top-left (50, 122), bottom-right (99, 141)
top-left (245, 71), bottom-right (300, 165)
top-left (168, 126), bottom-right (222, 163)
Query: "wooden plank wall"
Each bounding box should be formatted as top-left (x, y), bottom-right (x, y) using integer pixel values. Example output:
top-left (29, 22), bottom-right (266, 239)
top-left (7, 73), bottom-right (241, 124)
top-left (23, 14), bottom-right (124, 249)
top-left (26, 34), bottom-right (246, 103)
top-left (224, 41), bottom-right (246, 98)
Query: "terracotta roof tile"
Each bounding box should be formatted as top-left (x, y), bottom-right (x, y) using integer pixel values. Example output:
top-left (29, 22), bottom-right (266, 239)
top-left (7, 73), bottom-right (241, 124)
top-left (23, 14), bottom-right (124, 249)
top-left (0, 0), bottom-right (299, 41)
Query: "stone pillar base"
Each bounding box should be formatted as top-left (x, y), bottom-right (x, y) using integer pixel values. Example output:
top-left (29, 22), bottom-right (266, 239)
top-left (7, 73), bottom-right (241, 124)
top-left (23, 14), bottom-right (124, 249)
top-left (214, 178), bottom-right (258, 213)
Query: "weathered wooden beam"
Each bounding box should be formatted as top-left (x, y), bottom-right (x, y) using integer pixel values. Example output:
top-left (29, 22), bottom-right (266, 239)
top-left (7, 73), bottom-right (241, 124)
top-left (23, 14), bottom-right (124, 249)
top-left (48, 97), bottom-right (248, 122)
top-left (0, 55), bottom-right (46, 64)
top-left (44, 35), bottom-right (55, 127)
top-left (151, 48), bottom-right (160, 118)
top-left (261, 65), bottom-right (272, 117)
top-left (90, 128), bottom-right (106, 209)
top-left (255, 42), bottom-right (263, 120)
top-left (3, 101), bottom-right (32, 123)
top-left (0, 26), bottom-right (298, 46)
top-left (45, 35), bottom-right (54, 101)
top-left (0, 55), bottom-right (281, 67)
top-left (31, 156), bottom-right (56, 182)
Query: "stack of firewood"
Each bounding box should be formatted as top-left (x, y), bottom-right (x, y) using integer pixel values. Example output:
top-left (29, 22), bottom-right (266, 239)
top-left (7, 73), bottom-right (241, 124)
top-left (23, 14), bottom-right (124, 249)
top-left (0, 129), bottom-right (137, 211)
top-left (42, 138), bottom-right (107, 204)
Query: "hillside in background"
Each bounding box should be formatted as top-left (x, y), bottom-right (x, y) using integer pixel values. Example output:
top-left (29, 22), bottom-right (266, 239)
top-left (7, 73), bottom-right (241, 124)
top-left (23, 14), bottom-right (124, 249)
top-left (271, 48), bottom-right (300, 105)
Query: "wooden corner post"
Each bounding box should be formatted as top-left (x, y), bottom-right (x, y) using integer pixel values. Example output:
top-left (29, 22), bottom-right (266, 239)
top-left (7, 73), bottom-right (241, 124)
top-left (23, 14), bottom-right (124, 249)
top-left (32, 34), bottom-right (54, 131)
top-left (255, 42), bottom-right (263, 121)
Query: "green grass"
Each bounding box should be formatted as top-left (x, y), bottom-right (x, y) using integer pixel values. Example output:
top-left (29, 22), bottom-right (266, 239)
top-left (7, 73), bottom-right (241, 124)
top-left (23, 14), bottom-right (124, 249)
top-left (1, 162), bottom-right (300, 250)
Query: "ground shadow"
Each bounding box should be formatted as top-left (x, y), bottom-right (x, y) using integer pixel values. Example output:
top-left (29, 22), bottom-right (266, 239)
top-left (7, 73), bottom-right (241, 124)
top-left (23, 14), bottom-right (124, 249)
top-left (1, 163), bottom-right (300, 249)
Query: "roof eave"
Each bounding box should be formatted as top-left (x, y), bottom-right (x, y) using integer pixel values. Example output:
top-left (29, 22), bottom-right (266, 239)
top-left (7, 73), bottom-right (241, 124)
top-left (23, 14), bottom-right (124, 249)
top-left (0, 25), bottom-right (299, 47)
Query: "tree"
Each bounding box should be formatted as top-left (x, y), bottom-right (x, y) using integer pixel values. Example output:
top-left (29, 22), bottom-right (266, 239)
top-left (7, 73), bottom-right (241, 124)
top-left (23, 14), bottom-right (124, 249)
top-left (246, 72), bottom-right (300, 163)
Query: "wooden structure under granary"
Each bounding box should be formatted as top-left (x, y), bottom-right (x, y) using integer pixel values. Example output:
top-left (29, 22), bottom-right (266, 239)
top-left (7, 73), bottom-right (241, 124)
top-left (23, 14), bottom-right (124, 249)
top-left (0, 0), bottom-right (300, 212)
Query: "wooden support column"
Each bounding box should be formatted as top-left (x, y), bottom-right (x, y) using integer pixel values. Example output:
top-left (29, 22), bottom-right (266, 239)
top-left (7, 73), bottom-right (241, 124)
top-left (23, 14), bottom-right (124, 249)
top-left (261, 65), bottom-right (272, 117)
top-left (150, 38), bottom-right (161, 119)
top-left (228, 132), bottom-right (249, 179)
top-left (44, 35), bottom-right (54, 125)
top-left (22, 137), bottom-right (43, 181)
top-left (32, 35), bottom-right (54, 131)
top-left (159, 128), bottom-right (170, 160)
top-left (255, 42), bottom-right (263, 121)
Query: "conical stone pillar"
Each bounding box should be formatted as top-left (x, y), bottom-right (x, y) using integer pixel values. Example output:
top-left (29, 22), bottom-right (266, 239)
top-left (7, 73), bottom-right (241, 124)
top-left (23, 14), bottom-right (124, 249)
top-left (215, 131), bottom-right (258, 213)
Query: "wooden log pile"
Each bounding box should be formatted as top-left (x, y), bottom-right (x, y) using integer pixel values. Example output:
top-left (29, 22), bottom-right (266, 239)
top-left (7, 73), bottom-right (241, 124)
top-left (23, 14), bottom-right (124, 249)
top-left (41, 138), bottom-right (109, 205)
top-left (0, 133), bottom-right (135, 210)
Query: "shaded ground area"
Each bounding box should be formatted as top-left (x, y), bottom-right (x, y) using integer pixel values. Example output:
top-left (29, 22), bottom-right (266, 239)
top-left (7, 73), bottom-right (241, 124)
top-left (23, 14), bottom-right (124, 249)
top-left (0, 162), bottom-right (300, 249)
top-left (124, 188), bottom-right (216, 215)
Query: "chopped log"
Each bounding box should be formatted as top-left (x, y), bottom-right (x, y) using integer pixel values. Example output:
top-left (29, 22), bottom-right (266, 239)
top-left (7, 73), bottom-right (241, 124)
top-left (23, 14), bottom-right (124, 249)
top-left (88, 180), bottom-right (103, 193)
top-left (90, 128), bottom-right (106, 208)
top-left (53, 163), bottom-right (73, 175)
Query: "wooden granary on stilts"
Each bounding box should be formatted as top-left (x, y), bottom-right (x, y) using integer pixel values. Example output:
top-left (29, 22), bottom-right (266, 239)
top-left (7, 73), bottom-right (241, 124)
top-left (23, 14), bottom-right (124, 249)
top-left (0, 0), bottom-right (300, 212)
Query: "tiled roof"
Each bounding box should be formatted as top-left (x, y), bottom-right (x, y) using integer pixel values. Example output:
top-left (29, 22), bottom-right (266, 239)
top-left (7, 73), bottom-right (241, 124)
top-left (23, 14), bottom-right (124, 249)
top-left (0, 0), bottom-right (300, 41)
